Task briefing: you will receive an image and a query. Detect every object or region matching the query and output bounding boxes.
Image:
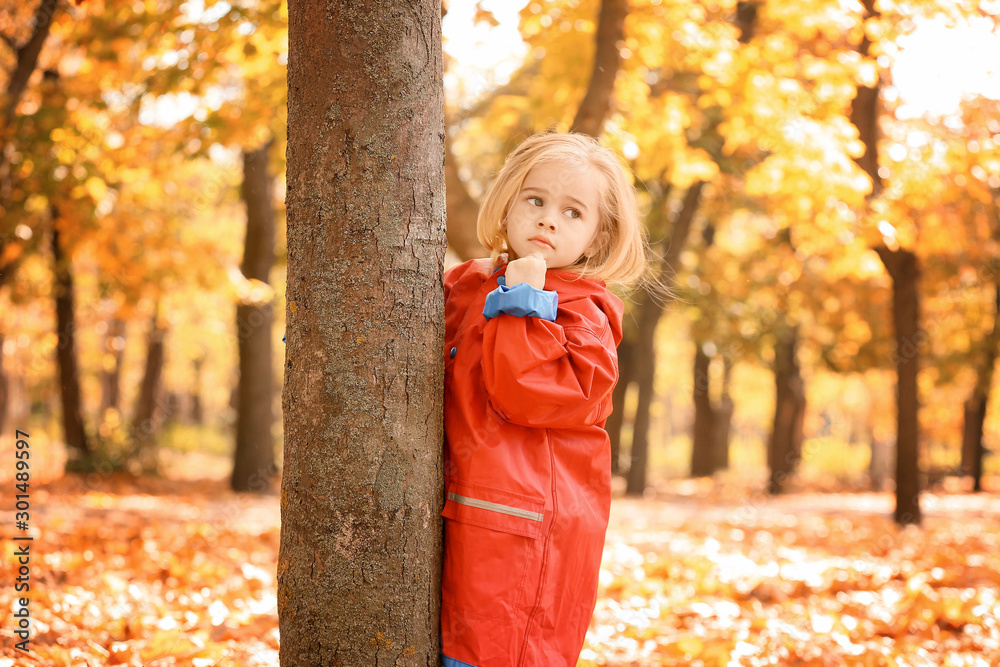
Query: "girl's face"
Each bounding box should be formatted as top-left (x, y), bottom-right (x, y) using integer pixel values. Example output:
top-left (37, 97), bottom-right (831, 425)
top-left (504, 159), bottom-right (603, 270)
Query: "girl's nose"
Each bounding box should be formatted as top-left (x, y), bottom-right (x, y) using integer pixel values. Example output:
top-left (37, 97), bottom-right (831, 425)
top-left (537, 217), bottom-right (555, 230)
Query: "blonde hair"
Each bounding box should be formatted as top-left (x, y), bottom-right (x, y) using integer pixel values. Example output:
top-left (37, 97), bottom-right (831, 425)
top-left (477, 132), bottom-right (648, 286)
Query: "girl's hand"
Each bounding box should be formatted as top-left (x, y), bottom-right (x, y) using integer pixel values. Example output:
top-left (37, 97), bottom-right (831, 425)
top-left (505, 254), bottom-right (547, 290)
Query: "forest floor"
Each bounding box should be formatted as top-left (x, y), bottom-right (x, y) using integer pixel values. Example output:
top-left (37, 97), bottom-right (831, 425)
top-left (1, 454), bottom-right (999, 666)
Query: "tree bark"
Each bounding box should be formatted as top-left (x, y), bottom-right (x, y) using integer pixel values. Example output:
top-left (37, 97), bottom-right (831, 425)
top-left (733, 1), bottom-right (760, 43)
top-left (625, 295), bottom-right (659, 495)
top-left (131, 312), bottom-right (166, 473)
top-left (624, 182), bottom-right (703, 496)
top-left (2, 3), bottom-right (59, 440)
top-left (570, 0), bottom-right (627, 137)
top-left (2, 0), bottom-right (59, 125)
top-left (0, 332), bottom-right (7, 437)
top-left (850, 0), bottom-right (920, 525)
top-left (714, 396), bottom-right (734, 471)
top-left (1, 0), bottom-right (59, 249)
top-left (279, 2), bottom-right (446, 664)
top-left (190, 354), bottom-right (205, 424)
top-left (100, 317), bottom-right (126, 415)
top-left (690, 343), bottom-right (716, 477)
top-left (766, 325), bottom-right (806, 494)
top-left (962, 282), bottom-right (999, 492)
top-left (713, 358), bottom-right (733, 470)
top-left (962, 399), bottom-right (986, 492)
top-left (444, 132), bottom-right (487, 261)
top-left (232, 138), bottom-right (278, 492)
top-left (51, 223), bottom-right (91, 463)
top-left (875, 246), bottom-right (922, 525)
top-left (869, 428), bottom-right (892, 491)
top-left (606, 336), bottom-right (634, 475)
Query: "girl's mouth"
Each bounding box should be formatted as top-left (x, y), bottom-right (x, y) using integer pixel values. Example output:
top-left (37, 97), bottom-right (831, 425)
top-left (529, 236), bottom-right (554, 250)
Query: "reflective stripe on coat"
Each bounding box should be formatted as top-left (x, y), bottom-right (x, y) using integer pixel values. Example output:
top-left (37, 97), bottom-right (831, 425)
top-left (441, 259), bottom-right (623, 667)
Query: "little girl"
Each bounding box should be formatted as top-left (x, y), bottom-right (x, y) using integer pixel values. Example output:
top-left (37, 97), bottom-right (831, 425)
top-left (441, 132), bottom-right (648, 667)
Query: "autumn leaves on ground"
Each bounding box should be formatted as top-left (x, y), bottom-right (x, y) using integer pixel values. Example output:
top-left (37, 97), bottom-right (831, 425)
top-left (2, 458), bottom-right (999, 666)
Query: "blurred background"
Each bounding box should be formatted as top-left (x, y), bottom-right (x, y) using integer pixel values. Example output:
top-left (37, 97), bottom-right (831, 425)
top-left (1, 0), bottom-right (1000, 499)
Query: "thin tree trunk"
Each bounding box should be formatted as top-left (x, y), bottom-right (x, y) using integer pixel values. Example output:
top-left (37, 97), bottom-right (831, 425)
top-left (625, 295), bottom-right (659, 495)
top-left (190, 354), bottom-right (205, 424)
top-left (444, 132), bottom-right (487, 261)
top-left (962, 282), bottom-right (999, 492)
top-left (0, 0), bottom-right (59, 228)
top-left (713, 358), bottom-right (734, 470)
top-left (767, 325), bottom-right (805, 494)
top-left (962, 399), bottom-right (986, 492)
top-left (607, 336), bottom-right (634, 475)
top-left (570, 0), bottom-right (627, 136)
top-left (131, 313), bottom-right (166, 474)
top-left (714, 395), bottom-right (734, 471)
top-left (867, 425), bottom-right (890, 491)
top-left (688, 217), bottom-right (733, 478)
top-left (876, 247), bottom-right (922, 524)
top-left (851, 0), bottom-right (920, 525)
top-left (100, 317), bottom-right (126, 415)
top-left (624, 183), bottom-right (703, 496)
top-left (52, 223), bottom-right (91, 463)
top-left (0, 332), bottom-right (7, 437)
top-left (279, 1), bottom-right (446, 663)
top-left (734, 1), bottom-right (759, 43)
top-left (690, 343), bottom-right (716, 477)
top-left (2, 0), bottom-right (59, 125)
top-left (232, 138), bottom-right (277, 492)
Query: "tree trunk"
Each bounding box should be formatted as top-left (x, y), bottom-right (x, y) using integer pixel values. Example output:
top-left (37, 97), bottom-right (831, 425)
top-left (625, 294), bottom-right (659, 495)
top-left (869, 429), bottom-right (892, 492)
top-left (570, 0), bottom-right (627, 137)
top-left (714, 395), bottom-right (734, 471)
top-left (279, 2), bottom-right (446, 664)
top-left (190, 354), bottom-right (205, 424)
top-left (624, 183), bottom-right (703, 496)
top-left (0, 332), bottom-right (7, 438)
top-left (690, 343), bottom-right (716, 477)
top-left (444, 132), bottom-right (487, 261)
top-left (232, 139), bottom-right (278, 492)
top-left (0, 0), bottom-right (59, 230)
top-left (876, 247), bottom-right (922, 525)
top-left (100, 317), bottom-right (126, 415)
top-left (713, 358), bottom-right (734, 470)
top-left (606, 336), bottom-right (634, 475)
top-left (962, 282), bottom-right (999, 492)
top-left (2, 0), bottom-right (59, 124)
top-left (734, 1), bottom-right (760, 43)
top-left (962, 399), bottom-right (986, 492)
top-left (851, 0), bottom-right (920, 525)
top-left (52, 224), bottom-right (91, 463)
top-left (766, 325), bottom-right (806, 494)
top-left (131, 313), bottom-right (166, 474)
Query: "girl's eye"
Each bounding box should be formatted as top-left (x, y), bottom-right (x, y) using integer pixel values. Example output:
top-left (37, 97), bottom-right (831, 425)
top-left (564, 209), bottom-right (581, 219)
top-left (528, 196), bottom-right (543, 207)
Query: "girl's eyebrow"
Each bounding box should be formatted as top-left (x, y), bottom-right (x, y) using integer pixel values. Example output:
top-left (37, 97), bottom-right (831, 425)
top-left (521, 186), bottom-right (589, 212)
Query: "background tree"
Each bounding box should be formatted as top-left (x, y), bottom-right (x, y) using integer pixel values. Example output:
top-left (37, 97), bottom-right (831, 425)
top-left (231, 137), bottom-right (278, 492)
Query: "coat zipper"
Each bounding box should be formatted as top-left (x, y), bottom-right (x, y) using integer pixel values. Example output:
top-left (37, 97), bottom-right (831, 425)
top-left (447, 492), bottom-right (544, 522)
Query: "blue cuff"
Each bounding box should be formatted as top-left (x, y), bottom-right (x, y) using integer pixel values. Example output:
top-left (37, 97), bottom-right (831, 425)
top-left (482, 280), bottom-right (558, 321)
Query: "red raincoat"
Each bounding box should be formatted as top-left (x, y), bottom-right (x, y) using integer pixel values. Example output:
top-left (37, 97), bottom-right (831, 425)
top-left (441, 258), bottom-right (623, 667)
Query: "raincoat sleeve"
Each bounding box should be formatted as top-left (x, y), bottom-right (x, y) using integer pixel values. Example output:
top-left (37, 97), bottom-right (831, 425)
top-left (480, 295), bottom-right (618, 429)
